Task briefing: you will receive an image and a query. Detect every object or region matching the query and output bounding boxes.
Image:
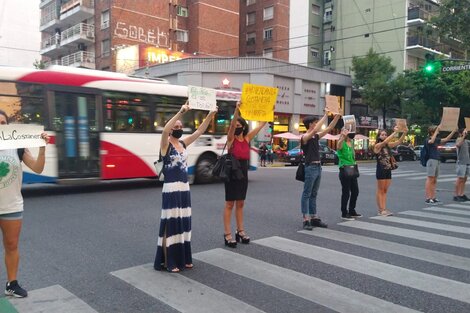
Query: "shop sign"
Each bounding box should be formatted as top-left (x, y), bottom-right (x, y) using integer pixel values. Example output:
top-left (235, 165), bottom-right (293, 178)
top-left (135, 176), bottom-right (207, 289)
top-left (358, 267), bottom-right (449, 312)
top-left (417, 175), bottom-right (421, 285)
top-left (358, 116), bottom-right (378, 128)
top-left (140, 47), bottom-right (190, 67)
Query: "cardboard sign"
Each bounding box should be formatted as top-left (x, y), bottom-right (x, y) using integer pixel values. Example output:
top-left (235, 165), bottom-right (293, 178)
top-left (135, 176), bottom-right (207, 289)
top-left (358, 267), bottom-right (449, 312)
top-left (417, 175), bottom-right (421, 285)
top-left (465, 117), bottom-right (470, 131)
top-left (0, 124), bottom-right (45, 149)
top-left (240, 83), bottom-right (278, 121)
top-left (325, 95), bottom-right (340, 114)
top-left (188, 85), bottom-right (217, 111)
top-left (342, 115), bottom-right (356, 133)
top-left (394, 118), bottom-right (408, 132)
top-left (440, 107), bottom-right (460, 131)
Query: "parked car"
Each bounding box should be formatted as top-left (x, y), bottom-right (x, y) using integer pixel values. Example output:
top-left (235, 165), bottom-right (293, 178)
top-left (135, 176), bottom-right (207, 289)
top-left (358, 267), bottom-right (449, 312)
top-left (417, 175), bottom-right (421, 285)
top-left (414, 145), bottom-right (423, 160)
top-left (287, 144), bottom-right (338, 165)
top-left (394, 145), bottom-right (417, 161)
top-left (437, 140), bottom-right (457, 163)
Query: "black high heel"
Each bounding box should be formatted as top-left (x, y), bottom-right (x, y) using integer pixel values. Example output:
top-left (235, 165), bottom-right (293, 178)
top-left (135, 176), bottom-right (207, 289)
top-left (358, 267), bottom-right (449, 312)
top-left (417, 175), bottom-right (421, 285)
top-left (235, 230), bottom-right (250, 244)
top-left (224, 234), bottom-right (237, 248)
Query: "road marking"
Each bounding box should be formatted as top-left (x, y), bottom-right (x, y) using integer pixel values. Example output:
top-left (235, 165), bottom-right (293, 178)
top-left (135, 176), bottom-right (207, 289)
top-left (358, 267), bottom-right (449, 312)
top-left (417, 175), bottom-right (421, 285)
top-left (423, 207), bottom-right (470, 216)
top-left (111, 263), bottom-right (265, 313)
top-left (445, 203), bottom-right (470, 209)
top-left (0, 299), bottom-right (17, 313)
top-left (9, 285), bottom-right (98, 313)
top-left (393, 172), bottom-right (426, 178)
top-left (340, 221), bottom-right (470, 249)
top-left (194, 248), bottom-right (420, 313)
top-left (437, 177), bottom-right (458, 182)
top-left (299, 228), bottom-right (470, 271)
top-left (399, 210), bottom-right (470, 224)
top-left (256, 236), bottom-right (470, 304)
top-left (408, 174), bottom-right (456, 180)
top-left (370, 216), bottom-right (470, 235)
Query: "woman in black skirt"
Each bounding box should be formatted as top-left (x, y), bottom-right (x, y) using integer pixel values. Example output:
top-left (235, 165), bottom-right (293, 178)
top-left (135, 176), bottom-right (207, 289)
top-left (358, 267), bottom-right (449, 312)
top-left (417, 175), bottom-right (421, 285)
top-left (223, 102), bottom-right (266, 247)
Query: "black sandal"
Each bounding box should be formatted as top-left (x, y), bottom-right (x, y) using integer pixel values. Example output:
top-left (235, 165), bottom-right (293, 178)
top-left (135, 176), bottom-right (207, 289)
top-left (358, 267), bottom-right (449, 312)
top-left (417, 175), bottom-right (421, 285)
top-left (235, 230), bottom-right (250, 244)
top-left (224, 234), bottom-right (237, 248)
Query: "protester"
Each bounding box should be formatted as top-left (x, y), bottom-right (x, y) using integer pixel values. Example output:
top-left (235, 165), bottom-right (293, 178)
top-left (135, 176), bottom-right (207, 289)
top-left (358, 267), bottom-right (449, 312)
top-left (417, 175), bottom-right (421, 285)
top-left (336, 128), bottom-right (362, 220)
top-left (0, 110), bottom-right (49, 297)
top-left (259, 143), bottom-right (267, 167)
top-left (300, 111), bottom-right (341, 230)
top-left (373, 126), bottom-right (407, 216)
top-left (454, 128), bottom-right (470, 202)
top-left (223, 102), bottom-right (266, 247)
top-left (154, 102), bottom-right (217, 272)
top-left (424, 125), bottom-right (456, 204)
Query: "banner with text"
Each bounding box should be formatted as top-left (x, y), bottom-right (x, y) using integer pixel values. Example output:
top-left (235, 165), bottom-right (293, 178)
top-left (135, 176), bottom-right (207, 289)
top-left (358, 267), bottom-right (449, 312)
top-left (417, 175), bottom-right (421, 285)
top-left (188, 86), bottom-right (217, 111)
top-left (240, 83), bottom-right (278, 121)
top-left (0, 124), bottom-right (45, 149)
top-left (440, 107), bottom-right (460, 131)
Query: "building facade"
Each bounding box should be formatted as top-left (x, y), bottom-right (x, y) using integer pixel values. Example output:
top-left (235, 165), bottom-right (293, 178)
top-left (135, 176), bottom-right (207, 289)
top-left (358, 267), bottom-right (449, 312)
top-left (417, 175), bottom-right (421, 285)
top-left (39, 0), bottom-right (239, 71)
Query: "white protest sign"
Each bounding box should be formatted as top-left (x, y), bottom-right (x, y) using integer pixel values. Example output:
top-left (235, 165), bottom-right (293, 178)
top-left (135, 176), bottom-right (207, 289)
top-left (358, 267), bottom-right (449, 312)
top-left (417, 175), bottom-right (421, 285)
top-left (0, 124), bottom-right (45, 149)
top-left (394, 118), bottom-right (408, 132)
top-left (342, 115), bottom-right (356, 133)
top-left (440, 107), bottom-right (460, 131)
top-left (188, 85), bottom-right (217, 111)
top-left (325, 95), bottom-right (340, 114)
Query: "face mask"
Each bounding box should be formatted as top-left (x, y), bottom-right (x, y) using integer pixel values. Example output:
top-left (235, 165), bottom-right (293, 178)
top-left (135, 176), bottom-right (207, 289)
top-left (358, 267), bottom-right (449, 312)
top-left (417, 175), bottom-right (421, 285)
top-left (234, 127), bottom-right (244, 136)
top-left (347, 133), bottom-right (356, 139)
top-left (171, 129), bottom-right (183, 138)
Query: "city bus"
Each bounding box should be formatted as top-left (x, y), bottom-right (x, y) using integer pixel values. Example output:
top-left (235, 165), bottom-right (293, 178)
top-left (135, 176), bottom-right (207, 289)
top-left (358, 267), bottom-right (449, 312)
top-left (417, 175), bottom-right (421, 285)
top-left (0, 66), bottom-right (257, 184)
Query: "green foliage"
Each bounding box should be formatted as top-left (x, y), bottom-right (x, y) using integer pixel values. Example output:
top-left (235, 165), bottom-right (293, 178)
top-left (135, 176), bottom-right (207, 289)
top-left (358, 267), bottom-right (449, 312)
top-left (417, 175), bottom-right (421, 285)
top-left (33, 59), bottom-right (46, 69)
top-left (432, 0), bottom-right (470, 50)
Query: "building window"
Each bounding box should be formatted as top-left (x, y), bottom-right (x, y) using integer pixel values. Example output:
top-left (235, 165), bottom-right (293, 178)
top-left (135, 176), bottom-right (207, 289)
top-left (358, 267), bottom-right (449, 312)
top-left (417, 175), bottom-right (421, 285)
top-left (323, 50), bottom-right (331, 65)
top-left (310, 48), bottom-right (319, 58)
top-left (246, 0), bottom-right (256, 5)
top-left (264, 6), bottom-right (274, 20)
top-left (246, 12), bottom-right (256, 25)
top-left (264, 27), bottom-right (273, 41)
top-left (324, 8), bottom-right (333, 22)
top-left (246, 32), bottom-right (256, 45)
top-left (101, 39), bottom-right (110, 57)
top-left (311, 26), bottom-right (320, 36)
top-left (177, 6), bottom-right (188, 17)
top-left (176, 30), bottom-right (189, 42)
top-left (312, 4), bottom-right (320, 15)
top-left (246, 51), bottom-right (256, 56)
top-left (263, 48), bottom-right (273, 58)
top-left (101, 10), bottom-right (109, 30)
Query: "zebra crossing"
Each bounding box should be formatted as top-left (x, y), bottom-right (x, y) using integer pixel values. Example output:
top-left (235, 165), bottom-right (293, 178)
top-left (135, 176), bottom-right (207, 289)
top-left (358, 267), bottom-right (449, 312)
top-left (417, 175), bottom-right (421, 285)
top-left (4, 203), bottom-right (470, 312)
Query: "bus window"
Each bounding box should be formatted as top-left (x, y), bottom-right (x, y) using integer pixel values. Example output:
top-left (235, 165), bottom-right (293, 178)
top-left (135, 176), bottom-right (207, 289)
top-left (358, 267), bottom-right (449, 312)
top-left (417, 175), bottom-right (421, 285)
top-left (103, 92), bottom-right (151, 132)
top-left (213, 101), bottom-right (234, 135)
top-left (153, 96), bottom-right (191, 132)
top-left (0, 82), bottom-right (45, 125)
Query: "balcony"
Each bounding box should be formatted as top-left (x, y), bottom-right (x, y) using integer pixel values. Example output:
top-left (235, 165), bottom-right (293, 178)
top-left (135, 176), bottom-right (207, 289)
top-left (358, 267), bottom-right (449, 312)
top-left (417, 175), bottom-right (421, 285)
top-left (407, 7), bottom-right (437, 26)
top-left (406, 35), bottom-right (451, 59)
top-left (40, 9), bottom-right (65, 33)
top-left (61, 23), bottom-right (95, 47)
top-left (40, 0), bottom-right (55, 9)
top-left (40, 34), bottom-right (66, 58)
top-left (60, 0), bottom-right (95, 26)
top-left (61, 51), bottom-right (95, 69)
top-left (44, 59), bottom-right (63, 67)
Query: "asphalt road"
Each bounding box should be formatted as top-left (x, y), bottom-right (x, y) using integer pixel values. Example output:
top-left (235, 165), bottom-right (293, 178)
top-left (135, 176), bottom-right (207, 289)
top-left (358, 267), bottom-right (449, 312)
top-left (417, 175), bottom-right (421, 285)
top-left (2, 160), bottom-right (470, 313)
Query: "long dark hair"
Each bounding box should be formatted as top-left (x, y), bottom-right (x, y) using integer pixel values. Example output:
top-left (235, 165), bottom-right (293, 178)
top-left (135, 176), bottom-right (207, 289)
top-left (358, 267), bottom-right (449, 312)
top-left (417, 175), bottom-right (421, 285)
top-left (0, 109), bottom-right (8, 124)
top-left (375, 129), bottom-right (387, 143)
top-left (237, 117), bottom-right (249, 136)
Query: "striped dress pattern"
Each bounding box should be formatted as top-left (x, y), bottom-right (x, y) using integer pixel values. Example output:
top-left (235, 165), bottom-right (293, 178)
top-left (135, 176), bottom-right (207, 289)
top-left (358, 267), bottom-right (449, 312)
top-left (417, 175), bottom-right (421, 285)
top-left (154, 143), bottom-right (192, 271)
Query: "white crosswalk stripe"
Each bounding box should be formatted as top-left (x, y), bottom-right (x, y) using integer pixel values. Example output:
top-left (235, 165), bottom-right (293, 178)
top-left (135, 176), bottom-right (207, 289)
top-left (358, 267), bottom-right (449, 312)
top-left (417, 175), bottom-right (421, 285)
top-left (399, 210), bottom-right (470, 224)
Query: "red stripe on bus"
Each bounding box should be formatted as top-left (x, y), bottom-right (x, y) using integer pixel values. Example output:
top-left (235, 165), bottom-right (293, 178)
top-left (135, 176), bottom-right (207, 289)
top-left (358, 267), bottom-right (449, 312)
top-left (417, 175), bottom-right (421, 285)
top-left (100, 141), bottom-right (155, 179)
top-left (17, 72), bottom-right (127, 86)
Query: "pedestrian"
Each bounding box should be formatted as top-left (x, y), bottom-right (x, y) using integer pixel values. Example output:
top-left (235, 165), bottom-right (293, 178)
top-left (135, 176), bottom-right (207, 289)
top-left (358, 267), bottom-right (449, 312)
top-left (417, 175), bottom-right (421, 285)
top-left (259, 143), bottom-right (267, 167)
top-left (300, 111), bottom-right (341, 230)
top-left (454, 128), bottom-right (469, 202)
top-left (223, 102), bottom-right (266, 247)
top-left (154, 102), bottom-right (217, 272)
top-left (0, 110), bottom-right (49, 298)
top-left (267, 142), bottom-right (274, 164)
top-left (424, 125), bottom-right (456, 204)
top-left (373, 126), bottom-right (407, 216)
top-left (336, 128), bottom-right (362, 220)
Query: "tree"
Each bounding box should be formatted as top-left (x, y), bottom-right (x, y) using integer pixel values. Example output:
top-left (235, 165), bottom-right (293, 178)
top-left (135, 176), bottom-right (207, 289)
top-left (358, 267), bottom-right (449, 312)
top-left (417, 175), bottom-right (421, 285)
top-left (33, 59), bottom-right (46, 69)
top-left (432, 0), bottom-right (470, 50)
top-left (351, 49), bottom-right (400, 129)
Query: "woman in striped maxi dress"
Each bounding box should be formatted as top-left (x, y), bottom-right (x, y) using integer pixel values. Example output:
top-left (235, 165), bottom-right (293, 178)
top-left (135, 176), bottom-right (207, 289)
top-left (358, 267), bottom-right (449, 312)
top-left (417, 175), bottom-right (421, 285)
top-left (154, 102), bottom-right (217, 272)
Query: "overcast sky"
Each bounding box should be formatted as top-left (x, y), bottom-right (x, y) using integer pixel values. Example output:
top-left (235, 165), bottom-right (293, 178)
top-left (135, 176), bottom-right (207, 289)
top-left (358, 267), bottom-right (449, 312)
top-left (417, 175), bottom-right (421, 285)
top-left (0, 0), bottom-right (40, 67)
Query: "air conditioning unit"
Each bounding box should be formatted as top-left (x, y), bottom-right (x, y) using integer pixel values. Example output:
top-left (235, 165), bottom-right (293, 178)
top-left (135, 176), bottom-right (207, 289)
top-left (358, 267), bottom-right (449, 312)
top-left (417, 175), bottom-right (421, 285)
top-left (86, 31), bottom-right (94, 38)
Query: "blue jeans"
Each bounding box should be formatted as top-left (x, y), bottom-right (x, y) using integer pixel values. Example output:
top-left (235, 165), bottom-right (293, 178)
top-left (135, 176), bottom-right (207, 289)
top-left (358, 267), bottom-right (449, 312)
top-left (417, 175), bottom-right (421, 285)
top-left (301, 164), bottom-right (322, 217)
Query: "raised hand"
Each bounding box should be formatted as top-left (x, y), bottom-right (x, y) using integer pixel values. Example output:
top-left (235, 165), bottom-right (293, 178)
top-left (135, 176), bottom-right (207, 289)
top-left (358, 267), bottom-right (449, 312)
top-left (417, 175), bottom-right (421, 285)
top-left (180, 101), bottom-right (190, 114)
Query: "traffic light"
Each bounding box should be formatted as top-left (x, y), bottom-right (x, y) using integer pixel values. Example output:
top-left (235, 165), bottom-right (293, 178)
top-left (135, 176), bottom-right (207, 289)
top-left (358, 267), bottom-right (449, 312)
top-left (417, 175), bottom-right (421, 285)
top-left (423, 53), bottom-right (438, 74)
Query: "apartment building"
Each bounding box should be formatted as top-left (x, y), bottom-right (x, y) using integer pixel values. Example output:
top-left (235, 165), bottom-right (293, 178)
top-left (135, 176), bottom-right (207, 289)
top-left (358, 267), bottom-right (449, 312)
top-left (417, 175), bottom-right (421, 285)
top-left (239, 0), bottom-right (289, 61)
top-left (39, 0), bottom-right (239, 72)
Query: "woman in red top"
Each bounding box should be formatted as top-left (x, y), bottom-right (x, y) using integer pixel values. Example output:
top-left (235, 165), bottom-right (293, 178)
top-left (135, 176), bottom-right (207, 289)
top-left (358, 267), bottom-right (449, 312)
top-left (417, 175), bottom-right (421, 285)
top-left (223, 102), bottom-right (266, 247)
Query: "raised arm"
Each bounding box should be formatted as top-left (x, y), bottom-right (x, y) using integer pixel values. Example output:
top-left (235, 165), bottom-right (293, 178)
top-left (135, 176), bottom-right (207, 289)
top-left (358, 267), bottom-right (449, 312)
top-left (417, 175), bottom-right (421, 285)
top-left (428, 126), bottom-right (440, 144)
top-left (302, 113), bottom-right (328, 145)
top-left (456, 129), bottom-right (467, 147)
top-left (23, 132), bottom-right (49, 174)
top-left (337, 128), bottom-right (348, 148)
top-left (318, 114), bottom-right (341, 139)
top-left (161, 101), bottom-right (190, 155)
top-left (183, 108), bottom-right (218, 147)
top-left (227, 102), bottom-right (241, 149)
top-left (246, 121), bottom-right (267, 142)
top-left (441, 128), bottom-right (457, 144)
top-left (389, 127), bottom-right (408, 148)
top-left (374, 127), bottom-right (398, 154)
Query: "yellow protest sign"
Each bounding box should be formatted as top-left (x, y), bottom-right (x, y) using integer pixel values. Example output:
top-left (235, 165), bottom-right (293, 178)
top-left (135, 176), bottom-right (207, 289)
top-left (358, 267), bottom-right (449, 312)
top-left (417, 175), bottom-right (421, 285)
top-left (240, 83), bottom-right (278, 121)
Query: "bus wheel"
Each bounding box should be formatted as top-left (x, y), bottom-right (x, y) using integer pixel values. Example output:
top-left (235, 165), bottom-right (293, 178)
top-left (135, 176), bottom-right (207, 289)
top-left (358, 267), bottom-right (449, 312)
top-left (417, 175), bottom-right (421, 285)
top-left (195, 153), bottom-right (217, 184)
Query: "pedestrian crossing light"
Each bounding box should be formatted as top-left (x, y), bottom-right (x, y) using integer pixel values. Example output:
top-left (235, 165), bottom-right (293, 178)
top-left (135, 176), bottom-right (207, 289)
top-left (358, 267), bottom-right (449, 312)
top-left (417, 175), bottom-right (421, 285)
top-left (424, 53), bottom-right (437, 74)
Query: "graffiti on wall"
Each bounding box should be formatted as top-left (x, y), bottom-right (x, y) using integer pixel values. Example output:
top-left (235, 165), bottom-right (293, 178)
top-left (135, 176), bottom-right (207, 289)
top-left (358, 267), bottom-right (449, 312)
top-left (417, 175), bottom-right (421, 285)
top-left (114, 22), bottom-right (169, 47)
